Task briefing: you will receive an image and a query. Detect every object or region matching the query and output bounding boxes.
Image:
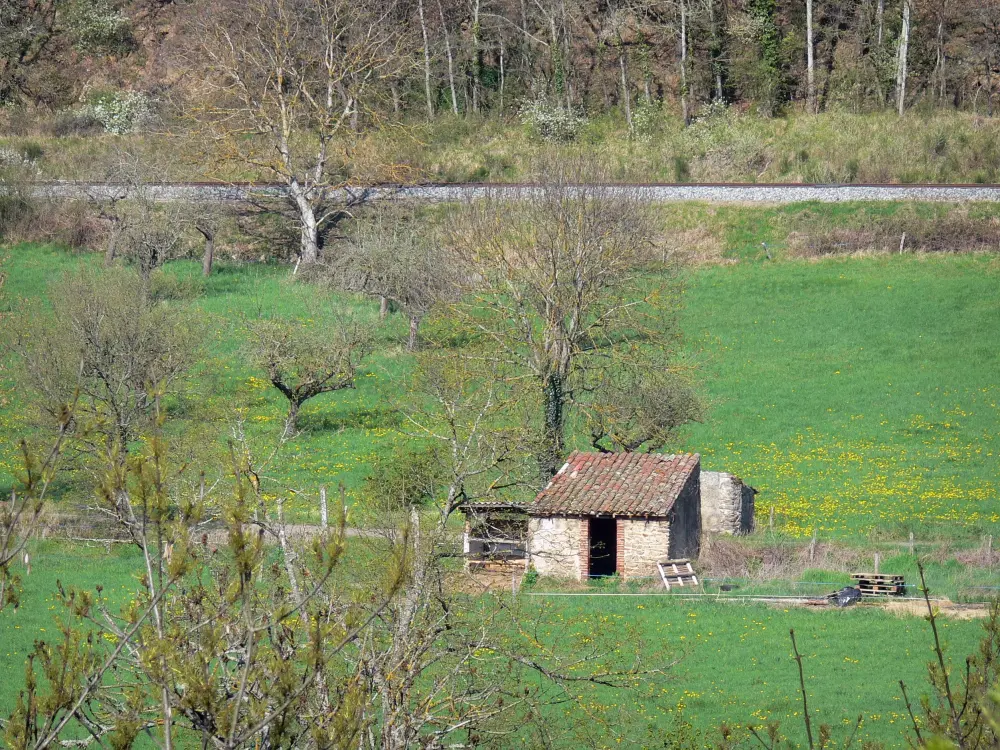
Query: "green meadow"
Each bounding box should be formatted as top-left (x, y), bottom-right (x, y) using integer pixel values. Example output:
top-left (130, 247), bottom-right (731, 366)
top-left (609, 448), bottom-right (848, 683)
top-left (2, 211), bottom-right (1000, 746)
top-left (3, 222), bottom-right (999, 538)
top-left (0, 541), bottom-right (990, 747)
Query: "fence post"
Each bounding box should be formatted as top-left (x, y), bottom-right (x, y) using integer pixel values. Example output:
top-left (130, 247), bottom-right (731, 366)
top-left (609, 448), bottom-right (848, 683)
top-left (908, 532), bottom-right (914, 555)
top-left (320, 486), bottom-right (328, 529)
top-left (769, 506), bottom-right (775, 531)
top-left (874, 551), bottom-right (881, 574)
top-left (809, 530), bottom-right (817, 562)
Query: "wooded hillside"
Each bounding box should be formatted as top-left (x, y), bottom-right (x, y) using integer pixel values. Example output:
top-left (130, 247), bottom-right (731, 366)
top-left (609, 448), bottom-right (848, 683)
top-left (3, 0), bottom-right (1000, 124)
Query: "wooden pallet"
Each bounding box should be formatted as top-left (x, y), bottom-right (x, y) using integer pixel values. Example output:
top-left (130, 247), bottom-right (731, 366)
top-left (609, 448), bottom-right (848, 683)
top-left (658, 559), bottom-right (699, 590)
top-left (851, 573), bottom-right (905, 596)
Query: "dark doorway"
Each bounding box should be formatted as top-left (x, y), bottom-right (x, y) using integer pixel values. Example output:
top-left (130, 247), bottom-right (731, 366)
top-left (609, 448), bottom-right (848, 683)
top-left (588, 517), bottom-right (617, 577)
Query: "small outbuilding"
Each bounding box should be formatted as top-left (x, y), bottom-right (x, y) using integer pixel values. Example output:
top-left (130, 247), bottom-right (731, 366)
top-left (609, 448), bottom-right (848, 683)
top-left (526, 451), bottom-right (701, 580)
top-left (460, 450), bottom-right (756, 581)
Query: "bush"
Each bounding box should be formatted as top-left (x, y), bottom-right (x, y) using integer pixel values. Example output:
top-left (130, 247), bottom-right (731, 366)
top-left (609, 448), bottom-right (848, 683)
top-left (363, 445), bottom-right (447, 511)
top-left (631, 101), bottom-right (662, 141)
top-left (85, 90), bottom-right (152, 135)
top-left (0, 196), bottom-right (35, 241)
top-left (520, 99), bottom-right (586, 143)
top-left (789, 213), bottom-right (1000, 257)
top-left (50, 110), bottom-right (104, 137)
top-left (63, 0), bottom-right (134, 54)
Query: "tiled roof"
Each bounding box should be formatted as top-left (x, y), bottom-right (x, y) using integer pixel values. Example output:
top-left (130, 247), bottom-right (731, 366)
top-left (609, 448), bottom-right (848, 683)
top-left (529, 451), bottom-right (700, 517)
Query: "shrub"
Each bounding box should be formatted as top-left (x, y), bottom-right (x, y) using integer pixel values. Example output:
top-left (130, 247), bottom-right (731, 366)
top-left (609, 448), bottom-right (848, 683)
top-left (63, 0), bottom-right (134, 54)
top-left (363, 445), bottom-right (447, 511)
top-left (85, 90), bottom-right (152, 134)
top-left (520, 98), bottom-right (586, 143)
top-left (50, 110), bottom-right (104, 137)
top-left (631, 100), bottom-right (662, 141)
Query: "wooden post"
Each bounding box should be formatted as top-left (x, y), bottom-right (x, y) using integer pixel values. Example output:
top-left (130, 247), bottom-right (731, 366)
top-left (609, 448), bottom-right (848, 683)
top-left (339, 483), bottom-right (348, 525)
top-left (808, 530), bottom-right (817, 562)
top-left (874, 551), bottom-right (881, 574)
top-left (320, 486), bottom-right (328, 529)
top-left (769, 505), bottom-right (775, 531)
top-left (908, 531), bottom-right (915, 555)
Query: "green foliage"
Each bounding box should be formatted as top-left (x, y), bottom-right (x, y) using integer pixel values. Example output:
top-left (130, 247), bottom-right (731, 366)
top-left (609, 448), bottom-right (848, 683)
top-left (362, 444), bottom-right (446, 510)
top-left (736, 0), bottom-right (786, 116)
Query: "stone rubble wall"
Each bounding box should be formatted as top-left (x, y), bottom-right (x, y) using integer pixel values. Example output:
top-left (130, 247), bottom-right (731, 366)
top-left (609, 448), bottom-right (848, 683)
top-left (528, 517), bottom-right (584, 580)
top-left (701, 471), bottom-right (755, 535)
top-left (620, 519), bottom-right (671, 579)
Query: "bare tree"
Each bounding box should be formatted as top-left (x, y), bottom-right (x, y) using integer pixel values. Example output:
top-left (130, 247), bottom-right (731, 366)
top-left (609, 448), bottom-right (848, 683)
top-left (324, 210), bottom-right (461, 351)
top-left (183, 202), bottom-right (229, 276)
top-left (194, 0), bottom-right (413, 264)
top-left (244, 312), bottom-right (371, 437)
top-left (0, 263), bottom-right (77, 615)
top-left (90, 149), bottom-right (184, 278)
top-left (4, 267), bottom-right (200, 473)
top-left (449, 160), bottom-right (695, 482)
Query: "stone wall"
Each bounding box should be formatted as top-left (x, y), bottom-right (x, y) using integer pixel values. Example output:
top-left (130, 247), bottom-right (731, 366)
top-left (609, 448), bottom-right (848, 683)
top-left (668, 465), bottom-right (702, 559)
top-left (620, 518), bottom-right (671, 579)
top-left (701, 471), bottom-right (756, 535)
top-left (528, 516), bottom-right (584, 579)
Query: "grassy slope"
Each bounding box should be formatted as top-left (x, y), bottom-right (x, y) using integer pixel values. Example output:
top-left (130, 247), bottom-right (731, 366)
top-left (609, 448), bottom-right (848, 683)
top-left (682, 254), bottom-right (1000, 539)
top-left (3, 235), bottom-right (1000, 538)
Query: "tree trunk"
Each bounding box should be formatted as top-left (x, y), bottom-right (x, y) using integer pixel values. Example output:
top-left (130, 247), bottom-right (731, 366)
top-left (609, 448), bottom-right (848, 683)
top-left (202, 234), bottom-right (214, 276)
top-left (105, 217), bottom-right (120, 265)
top-left (989, 57), bottom-right (995, 118)
top-left (418, 0), bottom-right (433, 119)
top-left (877, 0), bottom-right (885, 47)
top-left (896, 0), bottom-right (911, 116)
top-left (471, 0), bottom-right (482, 114)
top-left (806, 0), bottom-right (816, 113)
top-left (708, 0), bottom-right (725, 102)
top-left (499, 37), bottom-right (505, 114)
top-left (539, 372), bottom-right (565, 482)
top-left (679, 0), bottom-right (690, 126)
top-left (619, 47), bottom-right (632, 131)
top-left (407, 314), bottom-right (420, 351)
top-left (935, 19), bottom-right (946, 102)
top-left (289, 181), bottom-right (321, 263)
top-left (437, 0), bottom-right (460, 115)
top-left (284, 401), bottom-right (300, 439)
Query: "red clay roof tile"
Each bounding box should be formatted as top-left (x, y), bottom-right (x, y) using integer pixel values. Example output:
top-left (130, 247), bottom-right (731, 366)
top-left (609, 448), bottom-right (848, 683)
top-left (529, 451), bottom-right (700, 517)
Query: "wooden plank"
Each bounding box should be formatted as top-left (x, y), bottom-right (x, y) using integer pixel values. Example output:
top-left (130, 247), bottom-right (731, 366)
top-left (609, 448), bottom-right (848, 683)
top-left (658, 563), bottom-right (671, 591)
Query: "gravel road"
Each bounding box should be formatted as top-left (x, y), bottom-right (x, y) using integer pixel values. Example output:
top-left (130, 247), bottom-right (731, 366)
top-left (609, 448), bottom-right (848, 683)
top-left (32, 181), bottom-right (1000, 204)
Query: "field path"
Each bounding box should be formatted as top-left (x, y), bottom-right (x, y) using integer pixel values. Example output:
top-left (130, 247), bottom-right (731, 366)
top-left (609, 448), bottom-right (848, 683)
top-left (32, 181), bottom-right (1000, 204)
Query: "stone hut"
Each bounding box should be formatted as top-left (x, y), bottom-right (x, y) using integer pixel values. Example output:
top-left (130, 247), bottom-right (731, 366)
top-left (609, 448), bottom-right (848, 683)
top-left (461, 451), bottom-right (756, 581)
top-left (526, 452), bottom-right (702, 581)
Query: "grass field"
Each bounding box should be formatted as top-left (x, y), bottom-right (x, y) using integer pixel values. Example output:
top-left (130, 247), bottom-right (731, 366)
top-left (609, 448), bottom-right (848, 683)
top-left (2, 223), bottom-right (1000, 746)
top-left (2, 211), bottom-right (1000, 538)
top-left (0, 541), bottom-right (991, 748)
